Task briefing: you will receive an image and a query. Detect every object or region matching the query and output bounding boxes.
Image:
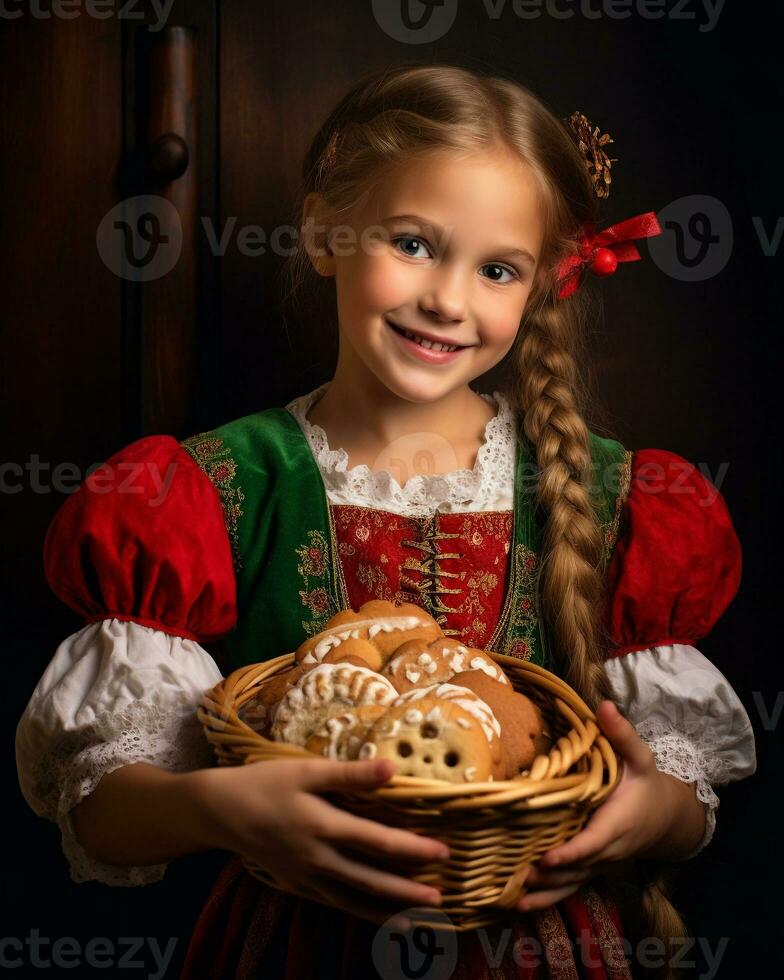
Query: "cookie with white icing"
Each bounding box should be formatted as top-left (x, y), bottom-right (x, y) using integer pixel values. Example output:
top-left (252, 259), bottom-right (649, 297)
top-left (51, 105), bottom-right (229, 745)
top-left (294, 600), bottom-right (444, 671)
top-left (357, 696), bottom-right (494, 784)
top-left (393, 682), bottom-right (505, 779)
top-left (382, 637), bottom-right (511, 694)
top-left (454, 670), bottom-right (547, 778)
top-left (270, 661), bottom-right (398, 746)
top-left (238, 661), bottom-right (309, 736)
top-left (304, 703), bottom-right (388, 760)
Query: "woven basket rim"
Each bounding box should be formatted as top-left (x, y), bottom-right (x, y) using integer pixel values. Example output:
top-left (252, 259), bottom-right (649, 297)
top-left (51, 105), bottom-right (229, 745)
top-left (199, 651), bottom-right (621, 808)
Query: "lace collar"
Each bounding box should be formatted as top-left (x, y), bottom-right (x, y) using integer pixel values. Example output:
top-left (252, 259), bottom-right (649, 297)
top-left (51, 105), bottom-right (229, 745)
top-left (285, 382), bottom-right (517, 517)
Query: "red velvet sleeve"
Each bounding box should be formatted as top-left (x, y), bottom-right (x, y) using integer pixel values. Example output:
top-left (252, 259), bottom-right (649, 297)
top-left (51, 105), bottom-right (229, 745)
top-left (603, 448), bottom-right (742, 657)
top-left (43, 435), bottom-right (237, 643)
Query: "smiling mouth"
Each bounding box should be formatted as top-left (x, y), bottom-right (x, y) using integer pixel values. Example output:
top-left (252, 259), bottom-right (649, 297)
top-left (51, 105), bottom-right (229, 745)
top-left (386, 320), bottom-right (468, 353)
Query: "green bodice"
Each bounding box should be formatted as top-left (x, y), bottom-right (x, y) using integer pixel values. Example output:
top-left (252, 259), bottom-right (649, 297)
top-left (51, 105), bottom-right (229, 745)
top-left (181, 404), bottom-right (631, 673)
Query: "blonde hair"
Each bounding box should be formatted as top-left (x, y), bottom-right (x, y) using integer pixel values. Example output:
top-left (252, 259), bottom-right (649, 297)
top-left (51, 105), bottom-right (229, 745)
top-left (284, 63), bottom-right (690, 978)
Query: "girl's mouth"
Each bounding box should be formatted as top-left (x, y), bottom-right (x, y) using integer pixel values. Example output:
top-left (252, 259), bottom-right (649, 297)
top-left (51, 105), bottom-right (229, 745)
top-left (386, 319), bottom-right (469, 364)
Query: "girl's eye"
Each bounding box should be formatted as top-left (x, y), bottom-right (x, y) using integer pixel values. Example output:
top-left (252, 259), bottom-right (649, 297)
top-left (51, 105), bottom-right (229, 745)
top-left (392, 236), bottom-right (432, 259)
top-left (392, 235), bottom-right (520, 285)
top-left (480, 263), bottom-right (519, 284)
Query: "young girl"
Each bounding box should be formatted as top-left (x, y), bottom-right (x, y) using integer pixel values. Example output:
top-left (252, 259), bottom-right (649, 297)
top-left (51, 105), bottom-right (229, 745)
top-left (16, 65), bottom-right (756, 978)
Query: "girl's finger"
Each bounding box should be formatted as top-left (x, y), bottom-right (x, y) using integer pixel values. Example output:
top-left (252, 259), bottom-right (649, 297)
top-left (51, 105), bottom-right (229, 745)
top-left (312, 841), bottom-right (443, 909)
top-left (299, 756), bottom-right (399, 791)
top-left (309, 796), bottom-right (450, 864)
top-left (538, 801), bottom-right (628, 868)
top-left (596, 701), bottom-right (656, 771)
top-left (517, 881), bottom-right (584, 912)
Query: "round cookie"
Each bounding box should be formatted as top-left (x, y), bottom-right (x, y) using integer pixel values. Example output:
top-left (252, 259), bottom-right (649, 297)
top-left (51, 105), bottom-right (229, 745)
top-left (358, 696), bottom-right (494, 783)
top-left (237, 661), bottom-right (309, 736)
top-left (394, 682), bottom-right (504, 778)
top-left (304, 704), bottom-right (388, 760)
top-left (382, 637), bottom-right (511, 694)
top-left (270, 661), bottom-right (398, 747)
top-left (294, 600), bottom-right (444, 670)
top-left (452, 670), bottom-right (546, 778)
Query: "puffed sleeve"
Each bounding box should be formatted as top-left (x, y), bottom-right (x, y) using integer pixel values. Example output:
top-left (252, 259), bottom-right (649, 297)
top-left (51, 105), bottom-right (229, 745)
top-left (15, 435), bottom-right (237, 886)
top-left (602, 449), bottom-right (756, 859)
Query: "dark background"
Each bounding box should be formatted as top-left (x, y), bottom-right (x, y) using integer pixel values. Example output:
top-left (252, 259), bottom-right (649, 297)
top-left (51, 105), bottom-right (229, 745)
top-left (1, 1), bottom-right (780, 976)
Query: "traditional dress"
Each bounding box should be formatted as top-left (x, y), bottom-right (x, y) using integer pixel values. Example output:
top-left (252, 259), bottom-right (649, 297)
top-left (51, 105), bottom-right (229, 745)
top-left (16, 383), bottom-right (757, 979)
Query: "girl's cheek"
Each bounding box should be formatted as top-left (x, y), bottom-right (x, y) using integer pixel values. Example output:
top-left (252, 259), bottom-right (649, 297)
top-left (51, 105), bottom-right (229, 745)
top-left (357, 256), bottom-right (417, 310)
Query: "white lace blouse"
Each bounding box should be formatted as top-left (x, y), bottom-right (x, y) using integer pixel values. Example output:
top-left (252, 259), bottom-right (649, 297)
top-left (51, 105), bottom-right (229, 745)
top-left (15, 384), bottom-right (757, 886)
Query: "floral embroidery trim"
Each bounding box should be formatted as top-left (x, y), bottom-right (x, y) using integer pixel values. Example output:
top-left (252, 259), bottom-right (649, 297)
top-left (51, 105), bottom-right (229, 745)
top-left (294, 529), bottom-right (339, 638)
top-left (180, 432), bottom-right (246, 575)
top-left (499, 543), bottom-right (540, 663)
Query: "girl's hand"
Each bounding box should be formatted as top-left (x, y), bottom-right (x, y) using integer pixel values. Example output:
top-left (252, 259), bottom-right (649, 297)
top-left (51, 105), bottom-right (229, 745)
top-left (192, 756), bottom-right (450, 927)
top-left (516, 700), bottom-right (675, 913)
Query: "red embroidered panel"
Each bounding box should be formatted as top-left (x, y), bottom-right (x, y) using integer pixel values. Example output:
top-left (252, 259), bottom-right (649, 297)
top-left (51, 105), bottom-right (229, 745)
top-left (329, 503), bottom-right (513, 648)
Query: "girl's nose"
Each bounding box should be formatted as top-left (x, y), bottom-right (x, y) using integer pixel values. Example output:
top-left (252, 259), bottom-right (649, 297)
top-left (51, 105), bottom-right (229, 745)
top-left (418, 265), bottom-right (469, 323)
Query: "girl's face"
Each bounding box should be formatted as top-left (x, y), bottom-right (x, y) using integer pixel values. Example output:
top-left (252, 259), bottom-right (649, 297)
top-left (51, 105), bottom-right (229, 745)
top-left (305, 146), bottom-right (545, 404)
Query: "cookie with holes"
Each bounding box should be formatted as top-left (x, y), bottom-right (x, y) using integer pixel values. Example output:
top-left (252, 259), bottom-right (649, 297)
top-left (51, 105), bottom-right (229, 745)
top-left (357, 696), bottom-right (495, 784)
top-left (394, 681), bottom-right (505, 779)
top-left (453, 669), bottom-right (547, 778)
top-left (382, 637), bottom-right (511, 694)
top-left (270, 661), bottom-right (398, 747)
top-left (304, 703), bottom-right (389, 760)
top-left (294, 600), bottom-right (444, 672)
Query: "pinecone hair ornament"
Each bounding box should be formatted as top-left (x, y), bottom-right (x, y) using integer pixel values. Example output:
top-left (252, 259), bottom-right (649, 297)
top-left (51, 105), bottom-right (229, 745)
top-left (564, 111), bottom-right (617, 199)
top-left (556, 110), bottom-right (662, 300)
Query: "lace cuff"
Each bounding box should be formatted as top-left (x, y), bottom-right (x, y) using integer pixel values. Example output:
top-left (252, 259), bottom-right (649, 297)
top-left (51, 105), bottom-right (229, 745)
top-left (605, 643), bottom-right (757, 860)
top-left (634, 720), bottom-right (720, 859)
top-left (16, 619), bottom-right (223, 886)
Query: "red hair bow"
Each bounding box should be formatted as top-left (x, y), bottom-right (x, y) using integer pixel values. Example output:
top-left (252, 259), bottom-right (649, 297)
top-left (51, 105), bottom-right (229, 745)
top-left (555, 211), bottom-right (662, 300)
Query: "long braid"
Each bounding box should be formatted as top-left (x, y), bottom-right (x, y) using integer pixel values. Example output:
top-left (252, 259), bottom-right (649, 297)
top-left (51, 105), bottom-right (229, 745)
top-left (511, 299), bottom-right (692, 979)
top-left (511, 302), bottom-right (616, 707)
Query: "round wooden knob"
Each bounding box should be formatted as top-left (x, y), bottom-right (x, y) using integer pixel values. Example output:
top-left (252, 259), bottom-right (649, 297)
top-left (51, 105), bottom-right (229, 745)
top-left (148, 133), bottom-right (189, 182)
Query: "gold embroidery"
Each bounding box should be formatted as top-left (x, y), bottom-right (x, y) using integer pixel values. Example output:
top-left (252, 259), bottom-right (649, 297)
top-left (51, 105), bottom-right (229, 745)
top-left (601, 448), bottom-right (633, 562)
top-left (581, 884), bottom-right (634, 979)
top-left (534, 905), bottom-right (580, 979)
top-left (180, 433), bottom-right (245, 574)
top-left (498, 544), bottom-right (539, 661)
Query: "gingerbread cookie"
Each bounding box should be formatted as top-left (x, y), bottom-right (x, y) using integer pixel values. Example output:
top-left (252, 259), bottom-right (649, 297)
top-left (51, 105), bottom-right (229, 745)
top-left (237, 661), bottom-right (309, 736)
top-left (294, 600), bottom-right (444, 671)
top-left (269, 661), bottom-right (398, 746)
top-left (453, 670), bottom-right (546, 778)
top-left (394, 682), bottom-right (504, 778)
top-left (358, 696), bottom-right (494, 783)
top-left (304, 703), bottom-right (388, 760)
top-left (382, 637), bottom-right (511, 694)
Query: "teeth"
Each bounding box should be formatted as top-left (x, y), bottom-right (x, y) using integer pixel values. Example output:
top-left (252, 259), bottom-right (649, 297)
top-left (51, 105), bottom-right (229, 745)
top-left (402, 327), bottom-right (459, 353)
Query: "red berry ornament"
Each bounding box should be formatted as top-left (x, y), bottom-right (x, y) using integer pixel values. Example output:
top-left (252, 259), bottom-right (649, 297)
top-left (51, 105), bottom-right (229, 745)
top-left (590, 247), bottom-right (618, 277)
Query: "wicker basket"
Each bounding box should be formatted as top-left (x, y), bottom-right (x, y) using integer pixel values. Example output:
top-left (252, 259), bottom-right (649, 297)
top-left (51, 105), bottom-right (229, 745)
top-left (197, 650), bottom-right (621, 932)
